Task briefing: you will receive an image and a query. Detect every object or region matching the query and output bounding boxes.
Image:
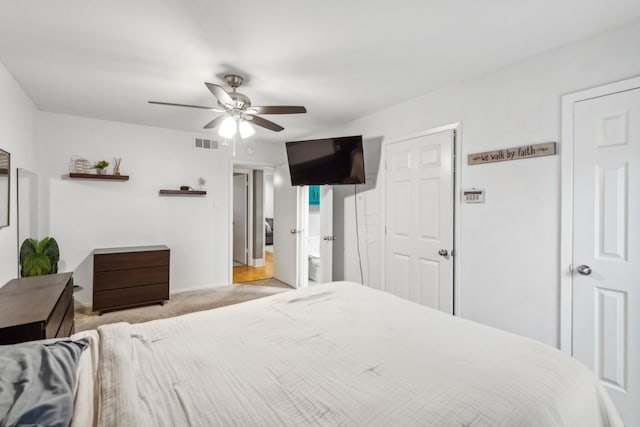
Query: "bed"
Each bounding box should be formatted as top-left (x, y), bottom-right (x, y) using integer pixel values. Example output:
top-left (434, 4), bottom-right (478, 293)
top-left (3, 282), bottom-right (623, 426)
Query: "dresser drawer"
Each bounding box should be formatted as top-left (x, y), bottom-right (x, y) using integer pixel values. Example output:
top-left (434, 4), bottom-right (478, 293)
top-left (45, 281), bottom-right (73, 339)
top-left (94, 250), bottom-right (169, 272)
top-left (94, 283), bottom-right (169, 311)
top-left (94, 266), bottom-right (169, 291)
top-left (0, 323), bottom-right (43, 345)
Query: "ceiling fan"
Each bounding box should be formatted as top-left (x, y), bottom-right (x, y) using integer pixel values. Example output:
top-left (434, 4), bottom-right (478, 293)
top-left (148, 74), bottom-right (307, 139)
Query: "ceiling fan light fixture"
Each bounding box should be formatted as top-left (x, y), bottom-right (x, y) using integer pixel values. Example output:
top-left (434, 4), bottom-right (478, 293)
top-left (151, 74), bottom-right (306, 135)
top-left (218, 116), bottom-right (237, 138)
top-left (239, 120), bottom-right (255, 139)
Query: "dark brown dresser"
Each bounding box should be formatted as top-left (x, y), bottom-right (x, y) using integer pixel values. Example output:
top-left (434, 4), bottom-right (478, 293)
top-left (93, 245), bottom-right (170, 314)
top-left (0, 273), bottom-right (75, 345)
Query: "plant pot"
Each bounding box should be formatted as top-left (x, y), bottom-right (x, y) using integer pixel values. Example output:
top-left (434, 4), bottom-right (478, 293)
top-left (96, 168), bottom-right (106, 175)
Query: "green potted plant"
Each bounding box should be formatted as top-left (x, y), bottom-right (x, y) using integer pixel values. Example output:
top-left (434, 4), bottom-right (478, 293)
top-left (19, 237), bottom-right (60, 277)
top-left (93, 160), bottom-right (110, 175)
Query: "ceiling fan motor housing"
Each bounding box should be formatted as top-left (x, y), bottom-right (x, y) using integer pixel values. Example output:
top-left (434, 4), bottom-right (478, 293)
top-left (222, 75), bottom-right (251, 109)
top-left (227, 92), bottom-right (251, 109)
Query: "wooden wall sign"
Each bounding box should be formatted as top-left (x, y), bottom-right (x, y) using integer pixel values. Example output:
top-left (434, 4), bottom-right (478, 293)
top-left (468, 142), bottom-right (556, 165)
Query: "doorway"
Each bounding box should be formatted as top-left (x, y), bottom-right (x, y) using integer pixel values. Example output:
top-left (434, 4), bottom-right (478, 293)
top-left (272, 165), bottom-right (334, 289)
top-left (561, 76), bottom-right (640, 426)
top-left (232, 172), bottom-right (248, 267)
top-left (306, 185), bottom-right (334, 286)
top-left (307, 186), bottom-right (321, 285)
top-left (231, 167), bottom-right (276, 284)
top-left (382, 124), bottom-right (459, 314)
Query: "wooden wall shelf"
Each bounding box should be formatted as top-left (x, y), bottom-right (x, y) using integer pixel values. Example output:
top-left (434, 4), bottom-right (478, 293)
top-left (159, 189), bottom-right (207, 196)
top-left (69, 173), bottom-right (129, 181)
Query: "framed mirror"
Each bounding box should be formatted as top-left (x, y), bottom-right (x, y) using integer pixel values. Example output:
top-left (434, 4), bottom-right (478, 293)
top-left (0, 149), bottom-right (9, 228)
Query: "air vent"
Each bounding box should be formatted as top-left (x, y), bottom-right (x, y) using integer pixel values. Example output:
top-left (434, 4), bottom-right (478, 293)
top-left (194, 137), bottom-right (219, 150)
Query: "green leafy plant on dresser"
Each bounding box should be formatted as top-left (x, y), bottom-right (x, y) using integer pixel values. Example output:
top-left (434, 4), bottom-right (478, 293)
top-left (19, 237), bottom-right (60, 277)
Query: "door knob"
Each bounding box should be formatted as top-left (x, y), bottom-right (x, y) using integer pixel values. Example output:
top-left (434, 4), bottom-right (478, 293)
top-left (576, 265), bottom-right (592, 275)
top-left (323, 235), bottom-right (337, 241)
top-left (290, 229), bottom-right (302, 234)
top-left (438, 249), bottom-right (448, 257)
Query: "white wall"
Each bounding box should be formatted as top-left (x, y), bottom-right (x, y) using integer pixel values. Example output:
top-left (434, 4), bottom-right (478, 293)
top-left (319, 21), bottom-right (640, 347)
top-left (37, 112), bottom-right (285, 304)
top-left (0, 62), bottom-right (38, 285)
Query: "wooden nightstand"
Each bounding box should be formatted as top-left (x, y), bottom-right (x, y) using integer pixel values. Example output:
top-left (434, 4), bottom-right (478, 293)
top-left (0, 273), bottom-right (75, 345)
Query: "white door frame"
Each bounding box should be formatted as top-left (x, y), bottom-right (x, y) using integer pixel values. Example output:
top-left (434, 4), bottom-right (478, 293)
top-left (228, 159), bottom-right (277, 285)
top-left (560, 75), bottom-right (640, 354)
top-left (232, 169), bottom-right (252, 266)
top-left (379, 122), bottom-right (463, 315)
top-left (298, 185), bottom-right (309, 288)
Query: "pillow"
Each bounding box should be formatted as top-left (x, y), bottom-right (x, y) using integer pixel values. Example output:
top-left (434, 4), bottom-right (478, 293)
top-left (0, 338), bottom-right (90, 427)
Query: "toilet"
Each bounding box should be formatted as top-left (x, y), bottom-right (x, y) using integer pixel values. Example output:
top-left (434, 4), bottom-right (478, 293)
top-left (308, 254), bottom-right (320, 282)
top-left (307, 235), bottom-right (320, 282)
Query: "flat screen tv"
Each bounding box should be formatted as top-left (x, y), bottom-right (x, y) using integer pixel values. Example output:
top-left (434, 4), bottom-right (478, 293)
top-left (285, 135), bottom-right (365, 186)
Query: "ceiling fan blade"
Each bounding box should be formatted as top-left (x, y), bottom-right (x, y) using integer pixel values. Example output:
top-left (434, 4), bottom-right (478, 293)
top-left (148, 101), bottom-right (224, 112)
top-left (248, 106), bottom-right (307, 115)
top-left (203, 115), bottom-right (227, 129)
top-left (205, 83), bottom-right (234, 107)
top-left (246, 115), bottom-right (285, 132)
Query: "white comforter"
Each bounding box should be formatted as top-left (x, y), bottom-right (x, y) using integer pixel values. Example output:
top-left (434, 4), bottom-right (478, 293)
top-left (80, 282), bottom-right (622, 427)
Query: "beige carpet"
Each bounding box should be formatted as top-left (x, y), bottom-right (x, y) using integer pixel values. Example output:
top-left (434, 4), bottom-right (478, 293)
top-left (75, 279), bottom-right (293, 332)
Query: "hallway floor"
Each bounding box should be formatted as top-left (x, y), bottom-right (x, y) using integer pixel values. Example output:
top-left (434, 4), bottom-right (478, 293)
top-left (233, 251), bottom-right (274, 283)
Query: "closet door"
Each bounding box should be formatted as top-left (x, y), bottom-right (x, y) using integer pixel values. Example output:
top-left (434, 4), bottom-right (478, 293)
top-left (570, 86), bottom-right (640, 426)
top-left (385, 130), bottom-right (454, 313)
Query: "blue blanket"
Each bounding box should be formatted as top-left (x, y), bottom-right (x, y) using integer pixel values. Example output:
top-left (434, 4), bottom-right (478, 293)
top-left (0, 338), bottom-right (90, 427)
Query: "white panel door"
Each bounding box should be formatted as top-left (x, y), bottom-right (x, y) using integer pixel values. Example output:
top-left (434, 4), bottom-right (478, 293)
top-left (572, 87), bottom-right (639, 425)
top-left (318, 186), bottom-right (333, 283)
top-left (385, 130), bottom-right (454, 313)
top-left (232, 174), bottom-right (247, 265)
top-left (274, 165), bottom-right (302, 288)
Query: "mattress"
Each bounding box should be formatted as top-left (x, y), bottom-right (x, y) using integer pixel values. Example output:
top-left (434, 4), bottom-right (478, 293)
top-left (72, 282), bottom-right (622, 426)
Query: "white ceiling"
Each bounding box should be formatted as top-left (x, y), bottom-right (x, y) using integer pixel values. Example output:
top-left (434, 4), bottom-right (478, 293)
top-left (0, 0), bottom-right (639, 144)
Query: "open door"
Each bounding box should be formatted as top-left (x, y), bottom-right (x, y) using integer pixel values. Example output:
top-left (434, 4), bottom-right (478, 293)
top-left (318, 186), bottom-right (333, 283)
top-left (273, 165), bottom-right (304, 288)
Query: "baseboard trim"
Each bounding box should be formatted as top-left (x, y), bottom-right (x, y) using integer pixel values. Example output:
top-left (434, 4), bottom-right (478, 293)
top-left (171, 282), bottom-right (231, 294)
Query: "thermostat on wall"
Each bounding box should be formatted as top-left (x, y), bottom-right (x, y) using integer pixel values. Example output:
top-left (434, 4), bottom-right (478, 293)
top-left (463, 188), bottom-right (485, 203)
